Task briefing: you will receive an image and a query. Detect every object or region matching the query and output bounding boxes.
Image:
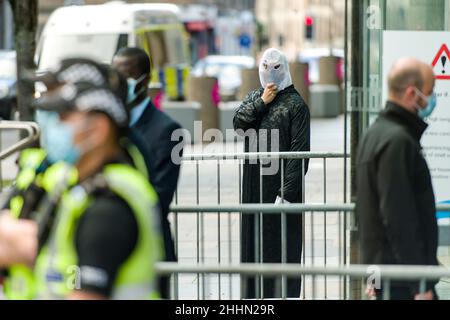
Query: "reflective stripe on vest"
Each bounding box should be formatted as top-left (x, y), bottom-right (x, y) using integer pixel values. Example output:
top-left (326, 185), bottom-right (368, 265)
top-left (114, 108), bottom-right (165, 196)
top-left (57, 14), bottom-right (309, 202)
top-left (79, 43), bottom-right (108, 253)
top-left (3, 149), bottom-right (47, 300)
top-left (4, 161), bottom-right (78, 300)
top-left (34, 163), bottom-right (163, 300)
top-left (126, 143), bottom-right (149, 180)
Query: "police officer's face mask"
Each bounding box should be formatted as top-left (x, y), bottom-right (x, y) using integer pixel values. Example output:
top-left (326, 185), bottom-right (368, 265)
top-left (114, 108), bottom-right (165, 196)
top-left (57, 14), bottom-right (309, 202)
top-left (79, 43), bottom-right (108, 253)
top-left (259, 48), bottom-right (293, 91)
top-left (37, 111), bottom-right (96, 165)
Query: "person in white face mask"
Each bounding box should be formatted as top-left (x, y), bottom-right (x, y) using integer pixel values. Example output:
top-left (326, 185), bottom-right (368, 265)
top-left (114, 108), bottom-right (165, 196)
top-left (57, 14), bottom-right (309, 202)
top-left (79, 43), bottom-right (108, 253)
top-left (234, 48), bottom-right (311, 299)
top-left (259, 48), bottom-right (293, 94)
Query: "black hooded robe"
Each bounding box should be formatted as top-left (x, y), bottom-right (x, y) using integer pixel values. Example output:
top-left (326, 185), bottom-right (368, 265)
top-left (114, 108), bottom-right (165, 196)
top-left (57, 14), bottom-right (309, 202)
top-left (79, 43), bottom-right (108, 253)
top-left (233, 85), bottom-right (310, 298)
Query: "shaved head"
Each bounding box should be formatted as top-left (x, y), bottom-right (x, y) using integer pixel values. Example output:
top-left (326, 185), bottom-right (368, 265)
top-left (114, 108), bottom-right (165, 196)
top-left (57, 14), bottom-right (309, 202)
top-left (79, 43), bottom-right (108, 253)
top-left (388, 57), bottom-right (424, 98)
top-left (387, 57), bottom-right (436, 114)
top-left (420, 63), bottom-right (435, 96)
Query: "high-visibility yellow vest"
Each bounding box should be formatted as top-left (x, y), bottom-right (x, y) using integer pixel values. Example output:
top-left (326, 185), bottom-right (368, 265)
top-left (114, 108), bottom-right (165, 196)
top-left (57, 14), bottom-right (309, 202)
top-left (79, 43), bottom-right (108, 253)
top-left (4, 148), bottom-right (49, 300)
top-left (4, 146), bottom-right (159, 300)
top-left (33, 163), bottom-right (163, 300)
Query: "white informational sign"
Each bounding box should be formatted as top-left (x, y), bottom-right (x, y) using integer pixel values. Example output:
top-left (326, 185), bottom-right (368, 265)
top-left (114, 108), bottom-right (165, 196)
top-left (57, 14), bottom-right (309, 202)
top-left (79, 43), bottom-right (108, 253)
top-left (383, 31), bottom-right (450, 205)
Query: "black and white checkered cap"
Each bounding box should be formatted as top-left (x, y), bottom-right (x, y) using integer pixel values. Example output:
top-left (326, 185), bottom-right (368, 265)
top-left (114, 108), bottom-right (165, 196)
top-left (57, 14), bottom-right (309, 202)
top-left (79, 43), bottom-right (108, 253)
top-left (33, 83), bottom-right (129, 128)
top-left (56, 62), bottom-right (108, 87)
top-left (32, 58), bottom-right (110, 88)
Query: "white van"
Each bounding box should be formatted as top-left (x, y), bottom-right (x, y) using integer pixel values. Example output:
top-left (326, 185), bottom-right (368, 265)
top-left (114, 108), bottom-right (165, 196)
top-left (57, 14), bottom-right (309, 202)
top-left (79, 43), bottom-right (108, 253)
top-left (36, 2), bottom-right (191, 100)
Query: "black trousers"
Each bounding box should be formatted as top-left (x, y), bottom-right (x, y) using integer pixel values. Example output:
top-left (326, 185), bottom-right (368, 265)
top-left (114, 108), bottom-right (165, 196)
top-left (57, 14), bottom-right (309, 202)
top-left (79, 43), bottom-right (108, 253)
top-left (159, 213), bottom-right (177, 299)
top-left (241, 213), bottom-right (303, 298)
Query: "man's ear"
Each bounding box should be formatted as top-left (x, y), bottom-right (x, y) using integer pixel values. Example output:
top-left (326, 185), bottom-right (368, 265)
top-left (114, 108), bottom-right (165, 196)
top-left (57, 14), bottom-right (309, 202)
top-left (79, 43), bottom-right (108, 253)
top-left (405, 86), bottom-right (417, 100)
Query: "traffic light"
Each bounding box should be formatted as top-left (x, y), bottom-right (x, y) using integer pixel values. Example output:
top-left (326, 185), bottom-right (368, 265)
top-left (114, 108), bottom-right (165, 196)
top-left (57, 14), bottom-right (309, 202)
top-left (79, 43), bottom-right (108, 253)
top-left (305, 15), bottom-right (314, 40)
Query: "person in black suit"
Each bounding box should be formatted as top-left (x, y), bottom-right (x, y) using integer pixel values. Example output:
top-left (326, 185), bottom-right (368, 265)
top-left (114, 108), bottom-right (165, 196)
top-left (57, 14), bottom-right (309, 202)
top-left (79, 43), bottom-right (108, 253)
top-left (113, 47), bottom-right (183, 299)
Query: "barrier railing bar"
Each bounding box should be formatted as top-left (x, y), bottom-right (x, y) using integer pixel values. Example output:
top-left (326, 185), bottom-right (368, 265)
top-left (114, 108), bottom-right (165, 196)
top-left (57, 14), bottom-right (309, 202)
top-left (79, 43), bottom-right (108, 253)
top-left (323, 158), bottom-right (328, 299)
top-left (382, 280), bottom-right (390, 300)
top-left (259, 161), bottom-right (263, 299)
top-left (238, 160), bottom-right (243, 299)
top-left (173, 186), bottom-right (179, 300)
top-left (195, 160), bottom-right (201, 300)
top-left (182, 152), bottom-right (349, 161)
top-left (155, 263), bottom-right (450, 280)
top-left (0, 121), bottom-right (40, 161)
top-left (170, 204), bottom-right (450, 214)
top-left (280, 158), bottom-right (287, 300)
top-left (217, 160), bottom-right (222, 300)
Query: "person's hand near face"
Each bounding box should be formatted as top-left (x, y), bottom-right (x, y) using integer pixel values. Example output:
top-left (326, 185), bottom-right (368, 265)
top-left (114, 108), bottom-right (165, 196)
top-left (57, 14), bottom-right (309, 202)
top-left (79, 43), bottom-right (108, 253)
top-left (261, 83), bottom-right (278, 105)
top-left (0, 212), bottom-right (38, 267)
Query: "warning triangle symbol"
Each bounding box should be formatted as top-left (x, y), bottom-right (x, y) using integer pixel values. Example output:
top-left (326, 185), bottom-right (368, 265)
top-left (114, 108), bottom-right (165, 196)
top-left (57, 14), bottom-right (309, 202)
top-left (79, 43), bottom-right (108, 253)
top-left (432, 44), bottom-right (450, 80)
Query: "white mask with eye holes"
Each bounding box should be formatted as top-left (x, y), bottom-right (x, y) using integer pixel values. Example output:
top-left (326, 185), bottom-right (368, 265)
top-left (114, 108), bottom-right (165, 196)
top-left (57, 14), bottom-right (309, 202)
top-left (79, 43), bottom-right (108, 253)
top-left (259, 48), bottom-right (293, 91)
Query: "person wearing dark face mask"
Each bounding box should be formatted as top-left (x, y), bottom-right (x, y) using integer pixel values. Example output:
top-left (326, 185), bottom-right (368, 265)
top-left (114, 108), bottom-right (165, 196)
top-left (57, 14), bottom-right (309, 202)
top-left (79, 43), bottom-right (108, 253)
top-left (112, 47), bottom-right (182, 299)
top-left (356, 57), bottom-right (439, 300)
top-left (233, 48), bottom-right (311, 299)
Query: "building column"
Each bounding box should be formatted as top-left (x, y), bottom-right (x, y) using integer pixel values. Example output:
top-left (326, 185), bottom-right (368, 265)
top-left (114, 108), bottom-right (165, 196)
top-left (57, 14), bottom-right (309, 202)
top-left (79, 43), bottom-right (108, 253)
top-left (0, 0), bottom-right (14, 49)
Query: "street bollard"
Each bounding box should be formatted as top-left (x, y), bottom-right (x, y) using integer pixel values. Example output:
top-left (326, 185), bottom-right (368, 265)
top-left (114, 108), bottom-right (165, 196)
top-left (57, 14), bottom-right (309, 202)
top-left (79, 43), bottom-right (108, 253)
top-left (289, 62), bottom-right (310, 105)
top-left (238, 67), bottom-right (260, 101)
top-left (319, 56), bottom-right (344, 113)
top-left (319, 56), bottom-right (341, 85)
top-left (186, 75), bottom-right (219, 142)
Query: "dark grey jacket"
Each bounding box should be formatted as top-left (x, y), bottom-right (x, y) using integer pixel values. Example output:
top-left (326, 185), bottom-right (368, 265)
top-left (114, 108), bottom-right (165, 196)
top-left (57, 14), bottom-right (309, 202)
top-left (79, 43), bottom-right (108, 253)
top-left (233, 85), bottom-right (310, 298)
top-left (356, 101), bottom-right (438, 293)
top-left (233, 85), bottom-right (311, 204)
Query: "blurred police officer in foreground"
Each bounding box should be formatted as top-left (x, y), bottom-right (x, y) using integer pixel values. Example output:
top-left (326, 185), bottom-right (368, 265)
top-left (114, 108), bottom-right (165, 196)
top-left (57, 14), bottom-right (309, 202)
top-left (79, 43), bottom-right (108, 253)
top-left (0, 59), bottom-right (165, 300)
top-left (356, 58), bottom-right (438, 300)
top-left (3, 82), bottom-right (163, 300)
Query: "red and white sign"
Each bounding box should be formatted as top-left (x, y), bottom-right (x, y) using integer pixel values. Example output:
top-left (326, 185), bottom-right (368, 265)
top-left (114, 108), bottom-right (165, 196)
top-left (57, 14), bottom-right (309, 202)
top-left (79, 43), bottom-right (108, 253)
top-left (432, 44), bottom-right (450, 80)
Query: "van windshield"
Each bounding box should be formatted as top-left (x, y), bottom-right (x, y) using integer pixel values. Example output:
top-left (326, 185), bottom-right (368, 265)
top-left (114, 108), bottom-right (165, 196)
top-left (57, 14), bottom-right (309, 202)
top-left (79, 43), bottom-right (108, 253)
top-left (38, 34), bottom-right (128, 70)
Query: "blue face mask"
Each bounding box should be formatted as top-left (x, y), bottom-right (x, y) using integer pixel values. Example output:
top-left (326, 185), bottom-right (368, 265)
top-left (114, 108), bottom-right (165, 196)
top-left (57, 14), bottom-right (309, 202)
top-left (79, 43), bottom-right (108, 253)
top-left (35, 110), bottom-right (59, 129)
top-left (37, 111), bottom-right (81, 164)
top-left (127, 74), bottom-right (147, 104)
top-left (415, 89), bottom-right (438, 119)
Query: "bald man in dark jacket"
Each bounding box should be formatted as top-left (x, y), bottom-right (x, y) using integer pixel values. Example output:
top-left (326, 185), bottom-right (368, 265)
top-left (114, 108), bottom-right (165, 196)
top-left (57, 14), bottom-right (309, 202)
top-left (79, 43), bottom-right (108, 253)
top-left (356, 58), bottom-right (438, 300)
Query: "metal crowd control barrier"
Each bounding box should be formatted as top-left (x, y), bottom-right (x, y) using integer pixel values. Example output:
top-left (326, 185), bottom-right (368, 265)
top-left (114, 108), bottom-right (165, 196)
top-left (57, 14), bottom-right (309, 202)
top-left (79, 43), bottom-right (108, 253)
top-left (167, 204), bottom-right (450, 299)
top-left (0, 121), bottom-right (40, 161)
top-left (170, 203), bottom-right (351, 300)
top-left (156, 262), bottom-right (450, 300)
top-left (171, 152), bottom-right (350, 300)
top-left (0, 121), bottom-right (41, 191)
